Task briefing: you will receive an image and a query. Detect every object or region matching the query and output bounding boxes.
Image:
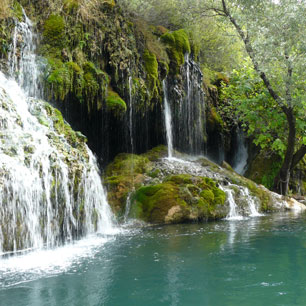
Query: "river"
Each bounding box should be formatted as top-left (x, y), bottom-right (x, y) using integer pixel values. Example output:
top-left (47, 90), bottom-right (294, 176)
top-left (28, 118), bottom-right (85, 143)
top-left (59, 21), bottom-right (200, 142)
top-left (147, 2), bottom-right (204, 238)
top-left (1, 213), bottom-right (306, 305)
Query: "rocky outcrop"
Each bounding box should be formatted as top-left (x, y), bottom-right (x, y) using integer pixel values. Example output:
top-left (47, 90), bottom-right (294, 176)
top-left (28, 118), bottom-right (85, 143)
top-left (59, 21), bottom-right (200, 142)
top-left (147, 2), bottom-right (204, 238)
top-left (104, 146), bottom-right (306, 225)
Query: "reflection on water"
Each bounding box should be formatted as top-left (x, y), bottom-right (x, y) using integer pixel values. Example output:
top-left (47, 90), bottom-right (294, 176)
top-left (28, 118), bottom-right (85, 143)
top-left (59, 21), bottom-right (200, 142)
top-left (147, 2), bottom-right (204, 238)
top-left (1, 213), bottom-right (306, 306)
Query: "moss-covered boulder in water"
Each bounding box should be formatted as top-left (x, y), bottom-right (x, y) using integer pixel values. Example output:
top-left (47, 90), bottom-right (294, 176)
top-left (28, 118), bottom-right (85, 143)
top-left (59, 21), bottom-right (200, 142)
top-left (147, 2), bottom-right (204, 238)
top-left (129, 174), bottom-right (226, 224)
top-left (104, 153), bottom-right (153, 216)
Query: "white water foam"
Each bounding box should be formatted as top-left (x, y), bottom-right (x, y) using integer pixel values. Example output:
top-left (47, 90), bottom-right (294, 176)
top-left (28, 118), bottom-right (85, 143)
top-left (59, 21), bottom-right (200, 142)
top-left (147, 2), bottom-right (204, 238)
top-left (0, 235), bottom-right (114, 288)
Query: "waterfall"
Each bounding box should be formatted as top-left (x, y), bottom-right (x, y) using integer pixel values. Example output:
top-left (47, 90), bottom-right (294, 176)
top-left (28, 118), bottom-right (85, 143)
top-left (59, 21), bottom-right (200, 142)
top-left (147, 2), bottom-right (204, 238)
top-left (240, 187), bottom-right (262, 217)
top-left (128, 76), bottom-right (134, 154)
top-left (123, 192), bottom-right (132, 223)
top-left (163, 79), bottom-right (174, 158)
top-left (220, 184), bottom-right (262, 220)
top-left (221, 185), bottom-right (244, 220)
top-left (0, 10), bottom-right (116, 253)
top-left (232, 128), bottom-right (248, 175)
top-left (170, 54), bottom-right (206, 155)
top-left (8, 8), bottom-right (42, 98)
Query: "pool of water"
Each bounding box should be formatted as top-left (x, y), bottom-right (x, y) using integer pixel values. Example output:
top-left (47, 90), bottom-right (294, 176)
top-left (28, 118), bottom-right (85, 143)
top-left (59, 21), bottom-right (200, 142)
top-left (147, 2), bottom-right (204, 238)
top-left (1, 212), bottom-right (306, 306)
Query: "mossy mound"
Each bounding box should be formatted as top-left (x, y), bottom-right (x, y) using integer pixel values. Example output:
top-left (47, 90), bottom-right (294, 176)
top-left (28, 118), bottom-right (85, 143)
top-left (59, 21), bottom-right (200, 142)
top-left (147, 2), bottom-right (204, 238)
top-left (142, 145), bottom-right (168, 161)
top-left (104, 153), bottom-right (152, 216)
top-left (161, 29), bottom-right (191, 74)
top-left (106, 90), bottom-right (127, 117)
top-left (129, 174), bottom-right (227, 224)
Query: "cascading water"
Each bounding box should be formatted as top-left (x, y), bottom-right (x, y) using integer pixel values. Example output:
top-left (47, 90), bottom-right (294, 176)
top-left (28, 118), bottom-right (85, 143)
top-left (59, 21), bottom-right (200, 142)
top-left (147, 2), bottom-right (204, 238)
top-left (220, 183), bottom-right (262, 220)
top-left (128, 76), bottom-right (134, 154)
top-left (232, 127), bottom-right (248, 175)
top-left (0, 10), bottom-right (116, 253)
top-left (170, 54), bottom-right (206, 155)
top-left (163, 79), bottom-right (174, 158)
top-left (156, 157), bottom-right (263, 220)
top-left (222, 186), bottom-right (244, 220)
top-left (8, 8), bottom-right (42, 98)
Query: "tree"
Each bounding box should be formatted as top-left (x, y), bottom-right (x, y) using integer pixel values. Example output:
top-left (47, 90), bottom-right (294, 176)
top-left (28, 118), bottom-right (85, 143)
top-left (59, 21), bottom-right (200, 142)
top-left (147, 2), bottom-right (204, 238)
top-left (205, 0), bottom-right (306, 195)
top-left (117, 0), bottom-right (246, 79)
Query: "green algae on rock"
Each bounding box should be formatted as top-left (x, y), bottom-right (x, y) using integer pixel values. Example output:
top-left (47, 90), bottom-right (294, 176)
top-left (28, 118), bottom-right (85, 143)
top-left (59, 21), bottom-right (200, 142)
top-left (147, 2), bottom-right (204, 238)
top-left (129, 174), bottom-right (226, 224)
top-left (106, 90), bottom-right (127, 117)
top-left (161, 29), bottom-right (191, 74)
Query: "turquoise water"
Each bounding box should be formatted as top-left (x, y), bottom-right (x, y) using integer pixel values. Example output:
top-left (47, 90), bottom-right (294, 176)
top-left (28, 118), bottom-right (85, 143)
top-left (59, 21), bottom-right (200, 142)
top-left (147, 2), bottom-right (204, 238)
top-left (1, 213), bottom-right (306, 306)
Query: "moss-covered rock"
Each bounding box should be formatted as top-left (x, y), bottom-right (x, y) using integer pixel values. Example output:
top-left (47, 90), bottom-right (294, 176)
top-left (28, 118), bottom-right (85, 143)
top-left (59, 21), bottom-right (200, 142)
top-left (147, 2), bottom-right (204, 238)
top-left (161, 29), bottom-right (191, 74)
top-left (129, 174), bottom-right (226, 224)
top-left (104, 153), bottom-right (152, 216)
top-left (245, 151), bottom-right (282, 190)
top-left (105, 90), bottom-right (127, 117)
top-left (142, 145), bottom-right (168, 161)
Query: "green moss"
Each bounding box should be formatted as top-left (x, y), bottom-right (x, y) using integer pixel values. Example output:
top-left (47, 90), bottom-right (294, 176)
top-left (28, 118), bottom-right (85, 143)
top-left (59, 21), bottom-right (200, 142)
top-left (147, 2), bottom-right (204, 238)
top-left (200, 189), bottom-right (214, 203)
top-left (63, 0), bottom-right (79, 13)
top-left (44, 103), bottom-right (86, 148)
top-left (143, 49), bottom-right (158, 78)
top-left (161, 29), bottom-right (191, 74)
top-left (43, 15), bottom-right (66, 47)
top-left (46, 58), bottom-right (71, 100)
top-left (106, 153), bottom-right (151, 177)
top-left (143, 49), bottom-right (159, 97)
top-left (147, 169), bottom-right (161, 178)
top-left (142, 145), bottom-right (168, 161)
top-left (129, 173), bottom-right (226, 223)
top-left (106, 90), bottom-right (127, 116)
top-left (102, 0), bottom-right (116, 9)
top-left (104, 153), bottom-right (153, 216)
top-left (166, 174), bottom-right (193, 185)
top-left (207, 106), bottom-right (224, 133)
top-left (130, 182), bottom-right (180, 223)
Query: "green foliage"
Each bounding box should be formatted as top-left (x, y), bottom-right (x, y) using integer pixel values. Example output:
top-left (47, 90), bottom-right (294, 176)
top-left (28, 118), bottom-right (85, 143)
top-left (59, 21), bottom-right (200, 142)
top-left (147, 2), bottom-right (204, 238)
top-left (221, 65), bottom-right (289, 157)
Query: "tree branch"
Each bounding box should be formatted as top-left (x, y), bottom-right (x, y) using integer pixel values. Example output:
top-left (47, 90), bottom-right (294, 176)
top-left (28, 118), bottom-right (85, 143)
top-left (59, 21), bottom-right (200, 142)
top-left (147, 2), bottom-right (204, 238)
top-left (218, 0), bottom-right (285, 109)
top-left (291, 145), bottom-right (306, 171)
